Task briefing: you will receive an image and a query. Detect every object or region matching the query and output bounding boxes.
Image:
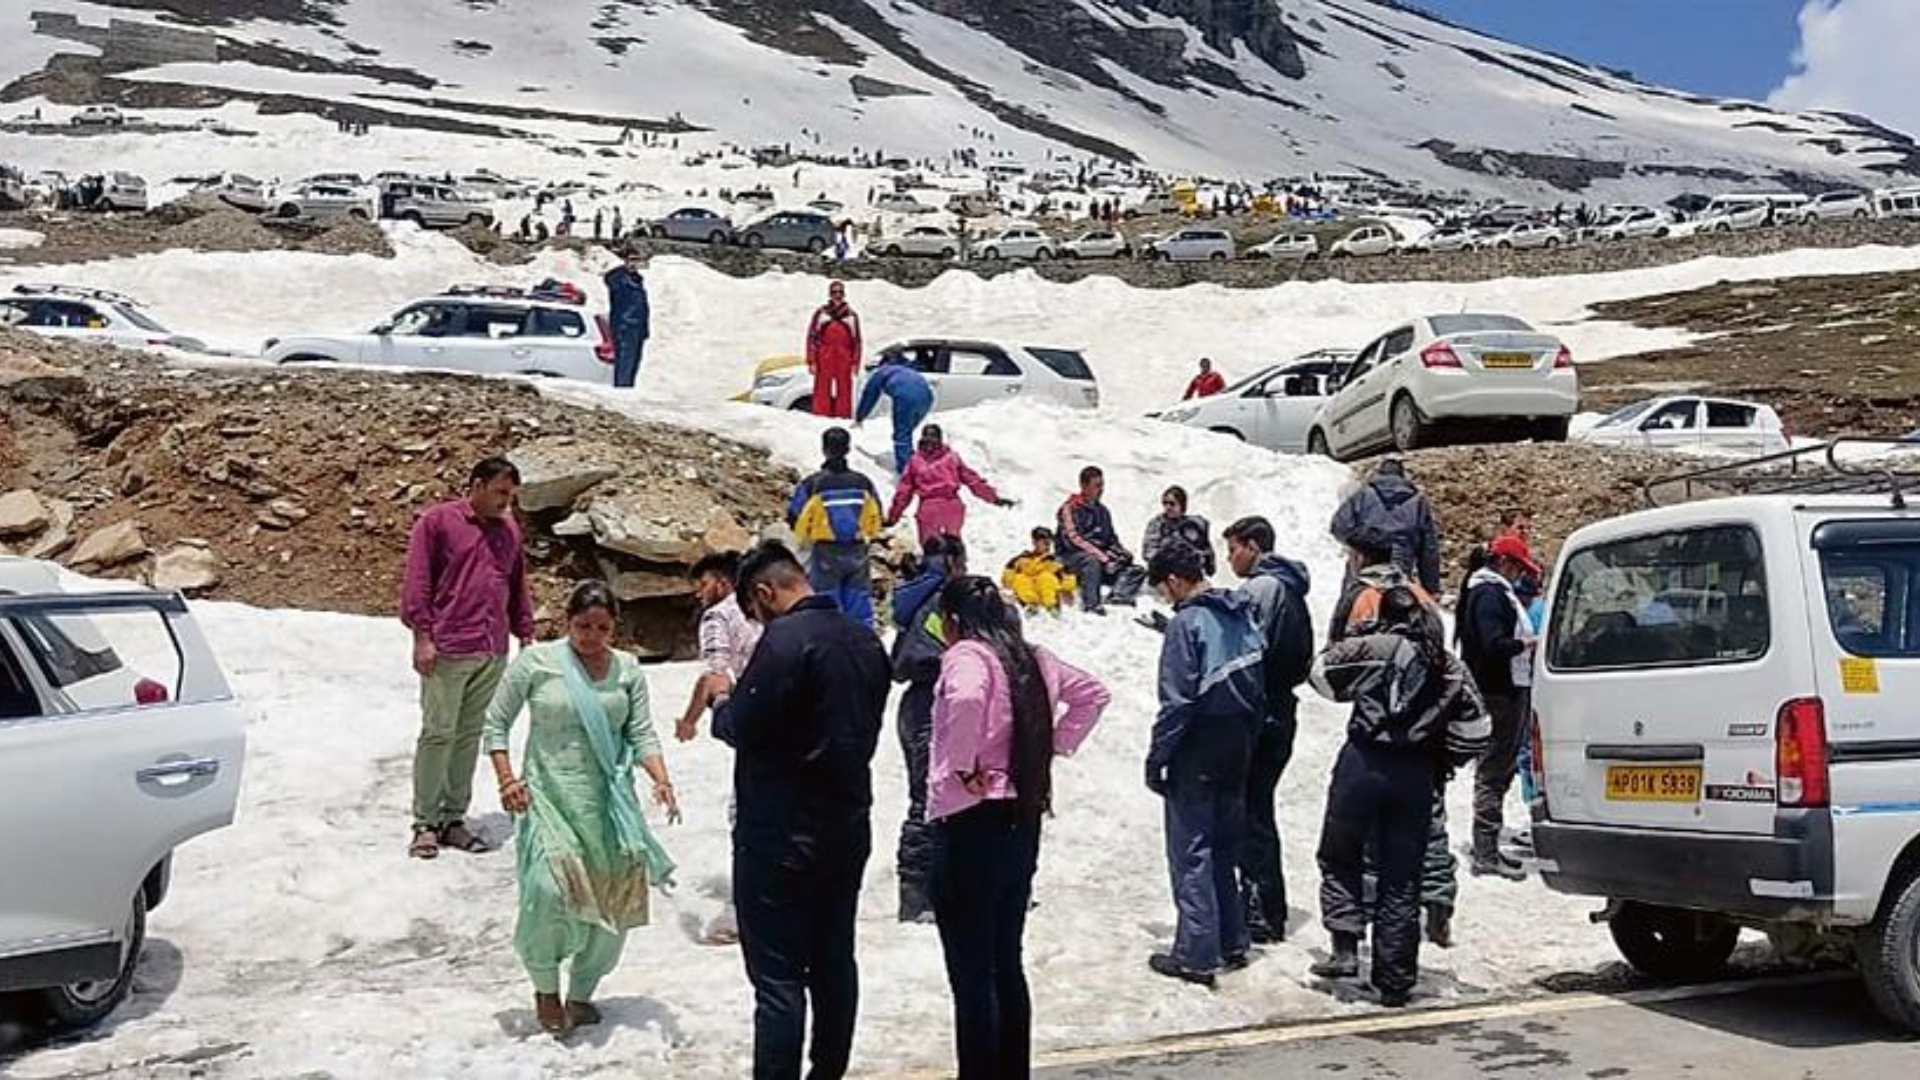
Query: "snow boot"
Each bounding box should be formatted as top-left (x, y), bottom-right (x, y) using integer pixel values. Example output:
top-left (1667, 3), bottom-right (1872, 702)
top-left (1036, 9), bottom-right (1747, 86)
top-left (1148, 953), bottom-right (1217, 989)
top-left (1310, 932), bottom-right (1361, 979)
top-left (1470, 851), bottom-right (1527, 881)
top-left (1424, 903), bottom-right (1454, 949)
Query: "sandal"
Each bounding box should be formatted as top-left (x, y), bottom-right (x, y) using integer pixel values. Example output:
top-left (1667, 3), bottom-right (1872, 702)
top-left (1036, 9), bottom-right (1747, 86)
top-left (535, 992), bottom-right (570, 1035)
top-left (566, 1000), bottom-right (602, 1027)
top-left (408, 825), bottom-right (440, 860)
top-left (439, 820), bottom-right (489, 853)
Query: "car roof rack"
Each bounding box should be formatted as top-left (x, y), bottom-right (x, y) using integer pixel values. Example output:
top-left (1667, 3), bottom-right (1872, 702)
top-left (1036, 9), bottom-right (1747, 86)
top-left (1642, 438), bottom-right (1920, 510)
top-left (442, 283), bottom-right (530, 300)
top-left (11, 282), bottom-right (140, 308)
top-left (441, 281), bottom-right (585, 305)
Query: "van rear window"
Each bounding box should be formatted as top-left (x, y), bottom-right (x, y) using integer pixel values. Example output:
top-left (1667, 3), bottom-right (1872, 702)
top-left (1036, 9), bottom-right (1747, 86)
top-left (1817, 525), bottom-right (1920, 657)
top-left (1549, 526), bottom-right (1769, 671)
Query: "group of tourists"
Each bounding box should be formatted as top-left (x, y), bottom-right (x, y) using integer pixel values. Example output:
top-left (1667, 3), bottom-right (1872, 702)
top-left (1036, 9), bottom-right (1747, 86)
top-left (397, 427), bottom-right (1544, 1074)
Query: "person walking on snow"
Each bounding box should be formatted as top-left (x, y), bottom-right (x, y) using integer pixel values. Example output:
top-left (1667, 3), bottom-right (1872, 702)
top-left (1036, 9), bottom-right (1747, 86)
top-left (1144, 543), bottom-right (1267, 988)
top-left (890, 534), bottom-right (969, 924)
top-left (787, 427), bottom-right (884, 628)
top-left (807, 280), bottom-right (862, 419)
top-left (929, 576), bottom-right (1110, 1079)
top-left (887, 424), bottom-right (1011, 545)
top-left (401, 457), bottom-right (535, 860)
top-left (603, 248), bottom-right (651, 389)
top-left (1457, 534), bottom-right (1540, 882)
top-left (1329, 459), bottom-right (1442, 595)
top-left (1184, 358), bottom-right (1225, 400)
top-left (1057, 466), bottom-right (1147, 612)
top-left (855, 353), bottom-right (935, 473)
top-left (484, 581), bottom-right (679, 1035)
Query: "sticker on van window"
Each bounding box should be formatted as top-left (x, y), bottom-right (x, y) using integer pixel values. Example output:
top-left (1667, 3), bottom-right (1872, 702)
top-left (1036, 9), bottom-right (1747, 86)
top-left (1841, 657), bottom-right (1880, 695)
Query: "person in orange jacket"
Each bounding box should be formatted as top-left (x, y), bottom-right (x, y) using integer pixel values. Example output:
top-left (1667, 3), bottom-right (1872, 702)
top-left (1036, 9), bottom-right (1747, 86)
top-left (806, 280), bottom-right (863, 419)
top-left (1184, 357), bottom-right (1225, 400)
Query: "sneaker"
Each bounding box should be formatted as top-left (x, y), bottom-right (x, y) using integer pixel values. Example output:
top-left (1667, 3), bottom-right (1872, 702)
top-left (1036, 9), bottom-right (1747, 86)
top-left (1148, 953), bottom-right (1216, 988)
top-left (1309, 933), bottom-right (1361, 979)
top-left (1424, 903), bottom-right (1453, 949)
top-left (1470, 853), bottom-right (1527, 881)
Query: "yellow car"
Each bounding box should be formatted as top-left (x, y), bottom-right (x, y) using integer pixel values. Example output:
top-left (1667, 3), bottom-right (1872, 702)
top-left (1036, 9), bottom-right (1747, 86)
top-left (733, 354), bottom-right (805, 402)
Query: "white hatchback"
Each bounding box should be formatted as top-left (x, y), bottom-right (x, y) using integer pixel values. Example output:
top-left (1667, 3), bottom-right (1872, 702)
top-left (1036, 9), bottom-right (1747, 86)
top-left (1307, 312), bottom-right (1577, 460)
top-left (1329, 225), bottom-right (1398, 258)
top-left (1798, 189), bottom-right (1873, 223)
top-left (1154, 349), bottom-right (1356, 453)
top-left (1577, 396), bottom-right (1790, 456)
top-left (749, 339), bottom-right (1100, 413)
top-left (1247, 232), bottom-right (1320, 260)
top-left (1490, 222), bottom-right (1565, 250)
top-left (974, 226), bottom-right (1055, 261)
top-left (1062, 229), bottom-right (1131, 259)
top-left (876, 225), bottom-right (959, 259)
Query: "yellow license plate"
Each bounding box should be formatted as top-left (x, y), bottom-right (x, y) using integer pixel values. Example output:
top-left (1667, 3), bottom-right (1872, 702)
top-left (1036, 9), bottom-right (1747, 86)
top-left (1482, 352), bottom-right (1535, 369)
top-left (1605, 765), bottom-right (1702, 803)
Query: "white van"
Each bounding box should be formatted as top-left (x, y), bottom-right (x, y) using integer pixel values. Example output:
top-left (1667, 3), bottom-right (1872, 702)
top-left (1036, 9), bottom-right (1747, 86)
top-left (1875, 186), bottom-right (1920, 220)
top-left (1531, 444), bottom-right (1920, 1032)
top-left (1703, 192), bottom-right (1810, 219)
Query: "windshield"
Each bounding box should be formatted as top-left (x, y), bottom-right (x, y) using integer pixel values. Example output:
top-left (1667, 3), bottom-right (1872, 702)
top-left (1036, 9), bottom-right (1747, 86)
top-left (112, 303), bottom-right (167, 333)
top-left (1025, 348), bottom-right (1093, 382)
top-left (1429, 314), bottom-right (1533, 335)
top-left (1597, 400), bottom-right (1659, 427)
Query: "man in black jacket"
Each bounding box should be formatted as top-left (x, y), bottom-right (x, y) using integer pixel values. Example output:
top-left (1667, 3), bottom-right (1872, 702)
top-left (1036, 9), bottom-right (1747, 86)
top-left (1329, 459), bottom-right (1442, 595)
top-left (887, 534), bottom-right (966, 924)
top-left (1456, 534), bottom-right (1539, 881)
top-left (1223, 516), bottom-right (1313, 943)
top-left (717, 541), bottom-right (891, 1080)
top-left (1058, 465), bottom-right (1147, 612)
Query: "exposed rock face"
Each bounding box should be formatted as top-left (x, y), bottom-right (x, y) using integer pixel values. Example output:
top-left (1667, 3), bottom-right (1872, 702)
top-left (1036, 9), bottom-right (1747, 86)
top-left (69, 519), bottom-right (148, 568)
top-left (508, 440), bottom-right (619, 513)
top-left (0, 490), bottom-right (50, 539)
top-left (153, 541), bottom-right (222, 592)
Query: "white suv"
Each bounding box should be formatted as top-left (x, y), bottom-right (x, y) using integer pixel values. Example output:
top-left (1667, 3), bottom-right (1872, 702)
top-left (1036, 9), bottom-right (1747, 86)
top-left (0, 558), bottom-right (246, 1035)
top-left (1145, 227), bottom-right (1235, 262)
top-left (750, 339), bottom-right (1100, 413)
top-left (0, 284), bottom-right (207, 352)
top-left (1799, 189), bottom-right (1873, 223)
top-left (1154, 349), bottom-right (1356, 453)
top-left (263, 283), bottom-right (614, 382)
top-left (1533, 449), bottom-right (1920, 1031)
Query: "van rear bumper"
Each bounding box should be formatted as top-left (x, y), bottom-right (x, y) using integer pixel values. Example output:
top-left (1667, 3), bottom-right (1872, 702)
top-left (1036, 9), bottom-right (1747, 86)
top-left (1534, 814), bottom-right (1834, 921)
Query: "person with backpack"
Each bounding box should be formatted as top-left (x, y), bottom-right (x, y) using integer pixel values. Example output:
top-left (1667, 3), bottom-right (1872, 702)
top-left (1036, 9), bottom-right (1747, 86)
top-left (854, 354), bottom-right (935, 474)
top-left (787, 427), bottom-right (884, 628)
top-left (1222, 516), bottom-right (1314, 944)
top-left (1141, 486), bottom-right (1215, 577)
top-left (888, 534), bottom-right (968, 923)
top-left (1308, 586), bottom-right (1491, 1007)
top-left (1457, 534), bottom-right (1541, 882)
top-left (1329, 459), bottom-right (1442, 595)
top-left (887, 424), bottom-right (1011, 545)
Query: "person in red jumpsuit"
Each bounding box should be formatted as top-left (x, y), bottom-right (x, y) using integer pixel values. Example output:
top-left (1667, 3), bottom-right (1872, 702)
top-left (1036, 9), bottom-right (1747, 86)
top-left (807, 280), bottom-right (863, 419)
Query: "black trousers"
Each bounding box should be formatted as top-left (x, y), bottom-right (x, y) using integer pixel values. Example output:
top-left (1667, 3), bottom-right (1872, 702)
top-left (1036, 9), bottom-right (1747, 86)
top-left (1317, 741), bottom-right (1438, 996)
top-left (736, 820), bottom-right (872, 1080)
top-left (932, 801), bottom-right (1044, 1080)
top-left (896, 680), bottom-right (936, 918)
top-left (1473, 690), bottom-right (1529, 860)
top-left (1240, 706), bottom-right (1298, 937)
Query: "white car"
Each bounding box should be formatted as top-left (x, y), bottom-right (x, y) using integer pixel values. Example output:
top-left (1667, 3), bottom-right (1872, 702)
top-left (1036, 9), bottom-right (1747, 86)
top-left (71, 105), bottom-right (125, 127)
top-left (875, 225), bottom-right (958, 259)
top-left (1489, 222), bottom-right (1565, 251)
top-left (262, 283), bottom-right (613, 383)
top-left (1062, 229), bottom-right (1131, 259)
top-left (1154, 349), bottom-right (1357, 453)
top-left (0, 558), bottom-right (246, 1035)
top-left (1144, 227), bottom-right (1236, 263)
top-left (1532, 475), bottom-right (1920, 1032)
top-left (875, 192), bottom-right (935, 215)
top-left (1576, 396), bottom-right (1790, 456)
top-left (212, 173), bottom-right (270, 214)
top-left (749, 339), bottom-right (1100, 413)
top-left (974, 226), bottom-right (1055, 261)
top-left (1799, 189), bottom-right (1874, 223)
top-left (1329, 225), bottom-right (1398, 258)
top-left (271, 181), bottom-right (377, 224)
top-left (1689, 203), bottom-right (1771, 234)
top-left (1307, 312), bottom-right (1577, 460)
top-left (1247, 233), bottom-right (1320, 260)
top-left (1398, 227), bottom-right (1478, 254)
top-left (0, 284), bottom-right (206, 352)
top-left (1599, 209), bottom-right (1673, 241)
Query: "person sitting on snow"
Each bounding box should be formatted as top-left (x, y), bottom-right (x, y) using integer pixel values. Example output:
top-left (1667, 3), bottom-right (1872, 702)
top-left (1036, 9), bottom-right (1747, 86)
top-left (1002, 526), bottom-right (1077, 612)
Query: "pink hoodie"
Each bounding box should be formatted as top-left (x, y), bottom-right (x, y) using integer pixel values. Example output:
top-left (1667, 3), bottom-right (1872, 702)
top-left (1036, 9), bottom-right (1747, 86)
top-left (888, 444), bottom-right (999, 544)
top-left (928, 639), bottom-right (1111, 822)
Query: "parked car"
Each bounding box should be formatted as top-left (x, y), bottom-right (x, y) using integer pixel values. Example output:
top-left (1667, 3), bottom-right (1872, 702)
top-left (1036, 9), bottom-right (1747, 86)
top-left (1398, 227), bottom-right (1478, 254)
top-left (749, 339), bottom-right (1099, 413)
top-left (262, 283), bottom-right (613, 382)
top-left (0, 557), bottom-right (246, 1035)
top-left (1490, 222), bottom-right (1565, 251)
top-left (1577, 396), bottom-right (1790, 456)
top-left (737, 210), bottom-right (836, 254)
top-left (974, 225), bottom-right (1055, 261)
top-left (380, 179), bottom-right (491, 229)
top-left (1531, 453), bottom-right (1920, 1032)
top-left (1329, 225), bottom-right (1398, 258)
top-left (875, 192), bottom-right (935, 215)
top-left (67, 172), bottom-right (147, 213)
top-left (1062, 229), bottom-right (1132, 259)
top-left (70, 105), bottom-right (125, 127)
top-left (876, 225), bottom-right (958, 259)
top-left (1874, 185), bottom-right (1920, 220)
top-left (946, 192), bottom-right (998, 217)
top-left (1143, 227), bottom-right (1235, 263)
top-left (646, 207), bottom-right (735, 245)
top-left (1130, 192), bottom-right (1183, 216)
top-left (732, 187), bottom-right (776, 211)
top-left (1306, 312), bottom-right (1577, 460)
top-left (1798, 189), bottom-right (1873, 223)
top-left (211, 173), bottom-right (270, 214)
top-left (1688, 203), bottom-right (1772, 235)
top-left (271, 181), bottom-right (376, 224)
top-left (1599, 209), bottom-right (1673, 242)
top-left (0, 284), bottom-right (206, 352)
top-left (1247, 232), bottom-right (1320, 260)
top-left (1153, 349), bottom-right (1357, 452)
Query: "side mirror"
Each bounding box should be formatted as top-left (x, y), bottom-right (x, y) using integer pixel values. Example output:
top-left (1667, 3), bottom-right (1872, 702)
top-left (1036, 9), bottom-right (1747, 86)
top-left (372, 322), bottom-right (394, 336)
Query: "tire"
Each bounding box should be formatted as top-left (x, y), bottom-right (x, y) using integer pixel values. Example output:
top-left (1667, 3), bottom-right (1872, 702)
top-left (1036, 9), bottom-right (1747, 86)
top-left (402, 211), bottom-right (425, 228)
top-left (1856, 209), bottom-right (1872, 220)
top-left (709, 231), bottom-right (729, 245)
top-left (1532, 416), bottom-right (1571, 443)
top-left (939, 247), bottom-right (955, 259)
top-left (1607, 901), bottom-right (1738, 983)
top-left (1390, 394), bottom-right (1429, 452)
top-left (1209, 251), bottom-right (1227, 262)
top-left (1546, 237), bottom-right (1561, 249)
top-left (464, 213), bottom-right (488, 227)
top-left (1035, 248), bottom-right (1052, 261)
top-left (1655, 227), bottom-right (1670, 238)
top-left (1307, 428), bottom-right (1332, 458)
top-left (1157, 250), bottom-right (1173, 263)
top-left (806, 236), bottom-right (828, 255)
top-left (1861, 862), bottom-right (1920, 1033)
top-left (275, 203), bottom-right (300, 219)
top-left (789, 395), bottom-right (814, 413)
top-left (884, 244), bottom-right (903, 257)
top-left (1496, 240), bottom-right (1513, 251)
top-left (347, 208), bottom-right (369, 221)
top-left (983, 247), bottom-right (1001, 260)
top-left (24, 887), bottom-right (146, 1033)
top-left (744, 232), bottom-right (765, 249)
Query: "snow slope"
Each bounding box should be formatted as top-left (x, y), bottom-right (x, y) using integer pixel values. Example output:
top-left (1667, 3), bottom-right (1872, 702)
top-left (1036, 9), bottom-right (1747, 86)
top-left (3, 0), bottom-right (1916, 203)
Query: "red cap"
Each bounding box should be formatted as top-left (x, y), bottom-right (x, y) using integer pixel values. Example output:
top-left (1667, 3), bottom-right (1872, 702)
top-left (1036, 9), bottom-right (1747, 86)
top-left (1489, 534), bottom-right (1542, 576)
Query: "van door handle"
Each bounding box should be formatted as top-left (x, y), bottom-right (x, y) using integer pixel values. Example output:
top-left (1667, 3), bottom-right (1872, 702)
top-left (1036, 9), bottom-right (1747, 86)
top-left (1585, 744), bottom-right (1704, 762)
top-left (137, 757), bottom-right (221, 787)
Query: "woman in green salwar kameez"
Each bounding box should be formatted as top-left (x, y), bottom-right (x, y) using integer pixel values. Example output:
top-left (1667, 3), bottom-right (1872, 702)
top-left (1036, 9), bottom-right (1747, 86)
top-left (485, 581), bottom-right (679, 1035)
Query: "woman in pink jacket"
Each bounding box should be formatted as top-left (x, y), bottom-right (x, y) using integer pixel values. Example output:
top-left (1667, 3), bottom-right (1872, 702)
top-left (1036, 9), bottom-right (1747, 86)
top-left (887, 424), bottom-right (1009, 544)
top-left (928, 576), bottom-right (1110, 1080)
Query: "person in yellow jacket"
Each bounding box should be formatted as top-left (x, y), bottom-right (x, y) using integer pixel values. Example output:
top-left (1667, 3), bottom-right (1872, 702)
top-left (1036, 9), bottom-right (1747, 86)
top-left (1002, 527), bottom-right (1078, 612)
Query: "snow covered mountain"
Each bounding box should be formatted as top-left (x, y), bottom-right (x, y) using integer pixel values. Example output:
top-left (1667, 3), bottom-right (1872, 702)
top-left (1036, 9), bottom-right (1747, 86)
top-left (5, 0), bottom-right (1918, 202)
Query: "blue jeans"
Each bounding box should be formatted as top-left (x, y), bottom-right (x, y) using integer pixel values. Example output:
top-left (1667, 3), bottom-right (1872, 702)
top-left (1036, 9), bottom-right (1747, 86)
top-left (890, 396), bottom-right (932, 474)
top-left (808, 543), bottom-right (874, 628)
top-left (612, 326), bottom-right (646, 388)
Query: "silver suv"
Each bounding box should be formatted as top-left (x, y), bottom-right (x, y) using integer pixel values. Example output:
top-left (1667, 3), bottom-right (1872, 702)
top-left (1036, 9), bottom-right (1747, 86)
top-left (379, 179), bottom-right (492, 229)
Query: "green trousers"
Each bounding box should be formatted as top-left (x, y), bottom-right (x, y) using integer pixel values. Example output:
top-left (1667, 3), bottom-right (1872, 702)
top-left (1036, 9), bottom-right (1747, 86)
top-left (412, 654), bottom-right (506, 829)
top-left (518, 918), bottom-right (628, 999)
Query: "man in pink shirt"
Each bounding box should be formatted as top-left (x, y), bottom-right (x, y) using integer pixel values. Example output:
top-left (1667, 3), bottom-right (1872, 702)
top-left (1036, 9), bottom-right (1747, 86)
top-left (400, 457), bottom-right (535, 860)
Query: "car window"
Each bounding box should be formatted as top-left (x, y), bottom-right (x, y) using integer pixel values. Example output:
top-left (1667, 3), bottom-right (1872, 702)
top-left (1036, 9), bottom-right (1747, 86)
top-left (390, 303), bottom-right (461, 337)
top-left (0, 300), bottom-right (31, 328)
top-left (0, 636), bottom-right (40, 720)
top-left (527, 308), bottom-right (586, 338)
top-left (1381, 327), bottom-right (1415, 360)
top-left (1025, 347), bottom-right (1092, 381)
top-left (112, 303), bottom-right (166, 333)
top-left (26, 300), bottom-right (103, 329)
top-left (1705, 401), bottom-right (1758, 429)
top-left (1343, 341), bottom-right (1382, 385)
top-left (1819, 528), bottom-right (1920, 657)
top-left (1598, 400), bottom-right (1658, 427)
top-left (1429, 314), bottom-right (1533, 335)
top-left (1642, 400), bottom-right (1699, 430)
top-left (8, 606), bottom-right (182, 712)
top-left (463, 305), bottom-right (529, 339)
top-left (1549, 526), bottom-right (1769, 671)
top-left (948, 348), bottom-right (1017, 378)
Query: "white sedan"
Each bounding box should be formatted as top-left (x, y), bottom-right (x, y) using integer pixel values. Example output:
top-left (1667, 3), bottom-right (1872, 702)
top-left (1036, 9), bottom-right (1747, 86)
top-left (1062, 229), bottom-right (1131, 259)
top-left (1489, 222), bottom-right (1565, 250)
top-left (1247, 233), bottom-right (1319, 260)
top-left (875, 225), bottom-right (959, 259)
top-left (749, 338), bottom-right (1100, 413)
top-left (1153, 349), bottom-right (1356, 452)
top-left (1599, 209), bottom-right (1673, 241)
top-left (1576, 395), bottom-right (1789, 455)
top-left (0, 284), bottom-right (207, 352)
top-left (974, 226), bottom-right (1055, 261)
top-left (1307, 313), bottom-right (1578, 460)
top-left (1398, 227), bottom-right (1479, 254)
top-left (271, 181), bottom-right (377, 223)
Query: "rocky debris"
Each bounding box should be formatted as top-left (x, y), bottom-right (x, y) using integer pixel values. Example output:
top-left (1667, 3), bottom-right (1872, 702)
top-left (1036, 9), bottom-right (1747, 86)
top-left (152, 540), bottom-right (222, 592)
top-left (68, 518), bottom-right (148, 569)
top-left (286, 213), bottom-right (394, 258)
top-left (24, 498), bottom-right (76, 560)
top-left (0, 489), bottom-right (50, 539)
top-left (585, 486), bottom-right (754, 564)
top-left (0, 349), bottom-right (87, 402)
top-left (447, 219), bottom-right (533, 264)
top-left (0, 201), bottom-right (396, 266)
top-left (509, 440), bottom-right (619, 512)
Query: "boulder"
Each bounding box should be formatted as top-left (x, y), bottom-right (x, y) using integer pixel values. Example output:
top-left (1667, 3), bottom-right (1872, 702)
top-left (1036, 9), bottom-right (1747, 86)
top-left (68, 519), bottom-right (148, 568)
top-left (152, 542), bottom-right (222, 592)
top-left (0, 489), bottom-right (50, 539)
top-left (599, 563), bottom-right (697, 603)
top-left (510, 441), bottom-right (618, 513)
top-left (587, 485), bottom-right (755, 564)
top-left (0, 351), bottom-right (84, 403)
top-left (24, 498), bottom-right (75, 559)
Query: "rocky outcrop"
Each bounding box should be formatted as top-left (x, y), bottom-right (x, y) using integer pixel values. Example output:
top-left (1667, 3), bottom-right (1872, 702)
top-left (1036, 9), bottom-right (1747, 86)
top-left (153, 540), bottom-right (222, 592)
top-left (69, 518), bottom-right (148, 568)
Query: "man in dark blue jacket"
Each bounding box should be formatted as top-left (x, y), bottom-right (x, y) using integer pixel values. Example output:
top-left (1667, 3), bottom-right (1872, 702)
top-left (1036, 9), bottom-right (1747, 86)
top-left (1145, 542), bottom-right (1267, 987)
top-left (786, 428), bottom-right (884, 628)
top-left (1458, 534), bottom-right (1539, 882)
top-left (854, 355), bottom-right (935, 474)
top-left (1223, 516), bottom-right (1314, 944)
top-left (1058, 465), bottom-right (1147, 612)
top-left (887, 533), bottom-right (966, 923)
top-left (717, 541), bottom-right (890, 1080)
top-left (603, 248), bottom-right (651, 388)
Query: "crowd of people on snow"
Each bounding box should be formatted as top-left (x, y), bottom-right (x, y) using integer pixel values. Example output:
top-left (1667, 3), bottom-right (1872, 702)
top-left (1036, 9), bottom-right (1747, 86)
top-left (394, 280), bottom-right (1552, 1076)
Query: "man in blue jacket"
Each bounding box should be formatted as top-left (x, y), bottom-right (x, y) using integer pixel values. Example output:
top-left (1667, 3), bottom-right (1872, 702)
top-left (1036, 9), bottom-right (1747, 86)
top-left (603, 248), bottom-right (651, 388)
top-left (786, 428), bottom-right (884, 628)
top-left (1145, 542), bottom-right (1268, 987)
top-left (854, 355), bottom-right (934, 474)
top-left (887, 533), bottom-right (966, 923)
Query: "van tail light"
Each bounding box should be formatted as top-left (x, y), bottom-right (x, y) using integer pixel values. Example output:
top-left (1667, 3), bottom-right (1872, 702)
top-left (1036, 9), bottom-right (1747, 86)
top-left (1553, 345), bottom-right (1575, 369)
top-left (1776, 697), bottom-right (1829, 808)
top-left (1420, 342), bottom-right (1463, 369)
top-left (134, 678), bottom-right (170, 706)
top-left (1529, 707), bottom-right (1548, 815)
top-left (592, 315), bottom-right (615, 364)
